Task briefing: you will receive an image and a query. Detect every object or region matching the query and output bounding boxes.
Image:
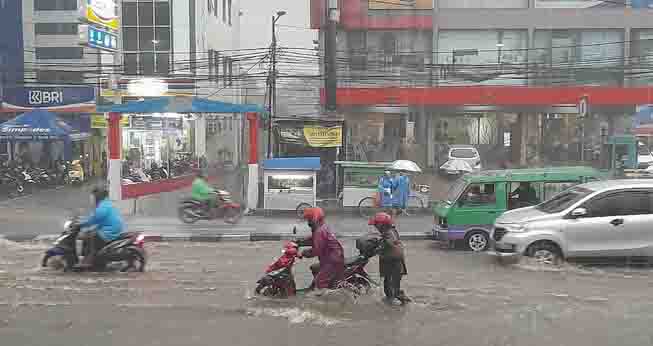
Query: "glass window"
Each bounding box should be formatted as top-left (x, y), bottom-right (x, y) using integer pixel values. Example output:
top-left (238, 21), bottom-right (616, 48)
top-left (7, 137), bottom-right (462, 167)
top-left (268, 175), bottom-right (314, 191)
top-left (138, 2), bottom-right (154, 26)
top-left (138, 27), bottom-right (154, 50)
top-left (450, 148), bottom-right (477, 159)
top-left (156, 53), bottom-right (169, 75)
top-left (228, 0), bottom-right (232, 25)
top-left (222, 0), bottom-right (227, 22)
top-left (537, 186), bottom-right (593, 214)
top-left (36, 70), bottom-right (84, 84)
top-left (446, 178), bottom-right (468, 203)
top-left (154, 2), bottom-right (170, 25)
top-left (155, 27), bottom-right (171, 50)
top-left (214, 0), bottom-right (218, 16)
top-left (123, 27), bottom-right (138, 51)
top-left (543, 182), bottom-right (579, 200)
top-left (509, 182), bottom-right (542, 209)
top-left (140, 52), bottom-right (155, 75)
top-left (34, 0), bottom-right (77, 11)
top-left (585, 191), bottom-right (651, 217)
top-left (459, 183), bottom-right (496, 206)
top-left (35, 47), bottom-right (84, 59)
top-left (35, 23), bottom-right (78, 35)
top-left (124, 53), bottom-right (138, 75)
top-left (123, 2), bottom-right (138, 26)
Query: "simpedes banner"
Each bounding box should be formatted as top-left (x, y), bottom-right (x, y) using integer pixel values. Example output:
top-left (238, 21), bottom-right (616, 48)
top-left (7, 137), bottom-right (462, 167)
top-left (277, 125), bottom-right (342, 148)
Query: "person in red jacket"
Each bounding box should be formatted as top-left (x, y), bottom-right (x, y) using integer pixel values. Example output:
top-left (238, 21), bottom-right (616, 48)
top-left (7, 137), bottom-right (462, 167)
top-left (300, 207), bottom-right (345, 294)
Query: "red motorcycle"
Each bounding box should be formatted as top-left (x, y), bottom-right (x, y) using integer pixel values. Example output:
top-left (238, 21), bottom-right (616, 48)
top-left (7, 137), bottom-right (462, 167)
top-left (255, 228), bottom-right (381, 298)
top-left (178, 189), bottom-right (242, 224)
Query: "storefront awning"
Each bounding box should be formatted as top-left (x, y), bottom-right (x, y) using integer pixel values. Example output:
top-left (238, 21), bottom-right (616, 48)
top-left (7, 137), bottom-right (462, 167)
top-left (96, 96), bottom-right (265, 114)
top-left (263, 157), bottom-right (321, 171)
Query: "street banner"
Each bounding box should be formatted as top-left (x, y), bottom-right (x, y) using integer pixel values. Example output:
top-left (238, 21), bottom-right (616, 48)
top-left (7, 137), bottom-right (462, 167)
top-left (1, 87), bottom-right (96, 112)
top-left (303, 126), bottom-right (342, 147)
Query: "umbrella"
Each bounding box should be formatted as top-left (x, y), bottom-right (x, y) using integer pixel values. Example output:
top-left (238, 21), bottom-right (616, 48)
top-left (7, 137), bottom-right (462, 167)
top-left (440, 159), bottom-right (474, 174)
top-left (388, 160), bottom-right (422, 173)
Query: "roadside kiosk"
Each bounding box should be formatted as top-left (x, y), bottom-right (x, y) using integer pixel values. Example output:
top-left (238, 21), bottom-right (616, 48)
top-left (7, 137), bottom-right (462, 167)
top-left (335, 161), bottom-right (392, 207)
top-left (263, 157), bottom-right (320, 211)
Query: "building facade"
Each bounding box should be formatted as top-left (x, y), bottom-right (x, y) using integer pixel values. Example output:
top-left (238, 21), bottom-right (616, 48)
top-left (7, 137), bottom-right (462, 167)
top-left (311, 0), bottom-right (653, 169)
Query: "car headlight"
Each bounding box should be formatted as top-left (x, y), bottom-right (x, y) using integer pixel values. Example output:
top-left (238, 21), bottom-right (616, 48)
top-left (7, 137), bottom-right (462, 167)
top-left (502, 223), bottom-right (526, 233)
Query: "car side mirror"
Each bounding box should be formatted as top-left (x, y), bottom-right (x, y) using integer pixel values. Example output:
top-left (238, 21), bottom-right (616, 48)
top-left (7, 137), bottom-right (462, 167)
top-left (570, 208), bottom-right (587, 218)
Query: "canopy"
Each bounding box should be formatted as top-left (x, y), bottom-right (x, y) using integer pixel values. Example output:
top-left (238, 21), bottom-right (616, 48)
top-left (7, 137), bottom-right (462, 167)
top-left (0, 109), bottom-right (73, 140)
top-left (96, 96), bottom-right (265, 114)
top-left (263, 157), bottom-right (321, 171)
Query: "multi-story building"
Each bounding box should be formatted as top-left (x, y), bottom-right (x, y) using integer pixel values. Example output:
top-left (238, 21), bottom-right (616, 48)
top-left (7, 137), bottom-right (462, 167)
top-left (311, 0), bottom-right (653, 169)
top-left (0, 0), bottom-right (24, 159)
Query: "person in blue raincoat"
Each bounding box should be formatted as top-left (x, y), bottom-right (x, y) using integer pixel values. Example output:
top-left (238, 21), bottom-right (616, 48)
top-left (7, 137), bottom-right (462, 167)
top-left (378, 171), bottom-right (395, 210)
top-left (393, 172), bottom-right (410, 214)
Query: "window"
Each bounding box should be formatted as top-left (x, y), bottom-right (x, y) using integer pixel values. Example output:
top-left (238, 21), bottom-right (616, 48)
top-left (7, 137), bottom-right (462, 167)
top-left (124, 27), bottom-right (138, 51)
top-left (214, 0), bottom-right (218, 16)
top-left (36, 70), bottom-right (84, 84)
top-left (208, 0), bottom-right (213, 12)
top-left (34, 0), bottom-right (77, 11)
top-left (585, 191), bottom-right (652, 217)
top-left (543, 182), bottom-right (579, 201)
top-left (450, 148), bottom-right (478, 159)
top-left (538, 186), bottom-right (593, 214)
top-left (123, 3), bottom-right (138, 26)
top-left (222, 0), bottom-right (227, 22)
top-left (268, 175), bottom-right (314, 191)
top-left (138, 1), bottom-right (154, 26)
top-left (155, 53), bottom-right (170, 75)
top-left (228, 0), bottom-right (232, 25)
top-left (35, 47), bottom-right (83, 59)
top-left (35, 23), bottom-right (78, 35)
top-left (140, 52), bottom-right (155, 75)
top-left (138, 27), bottom-right (155, 50)
top-left (459, 183), bottom-right (497, 206)
top-left (154, 2), bottom-right (170, 25)
top-left (124, 53), bottom-right (138, 75)
top-left (155, 27), bottom-right (171, 50)
top-left (508, 182), bottom-right (542, 209)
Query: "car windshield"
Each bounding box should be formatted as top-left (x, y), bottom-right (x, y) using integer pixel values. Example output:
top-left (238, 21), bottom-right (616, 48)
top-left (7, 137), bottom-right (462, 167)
top-left (536, 186), bottom-right (594, 213)
top-left (446, 178), bottom-right (468, 203)
top-left (451, 149), bottom-right (477, 158)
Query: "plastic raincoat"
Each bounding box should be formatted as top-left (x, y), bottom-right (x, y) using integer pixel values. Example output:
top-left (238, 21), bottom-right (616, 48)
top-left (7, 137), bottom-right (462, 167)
top-left (302, 223), bottom-right (345, 289)
top-left (393, 174), bottom-right (410, 209)
top-left (378, 176), bottom-right (395, 208)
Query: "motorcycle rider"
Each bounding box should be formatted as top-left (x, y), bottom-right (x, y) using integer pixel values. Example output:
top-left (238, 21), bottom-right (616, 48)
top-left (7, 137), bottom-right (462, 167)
top-left (77, 187), bottom-right (126, 268)
top-left (299, 207), bottom-right (345, 295)
top-left (191, 170), bottom-right (215, 216)
top-left (368, 212), bottom-right (409, 304)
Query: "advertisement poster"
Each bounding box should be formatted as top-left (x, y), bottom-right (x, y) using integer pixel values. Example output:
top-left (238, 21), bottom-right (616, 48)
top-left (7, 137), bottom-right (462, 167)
top-left (277, 125), bottom-right (343, 148)
top-left (534, 0), bottom-right (624, 8)
top-left (90, 114), bottom-right (129, 128)
top-left (368, 0), bottom-right (433, 10)
top-left (81, 0), bottom-right (119, 31)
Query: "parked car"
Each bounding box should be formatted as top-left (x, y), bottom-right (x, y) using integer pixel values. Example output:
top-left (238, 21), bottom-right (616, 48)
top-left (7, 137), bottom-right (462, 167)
top-left (433, 166), bottom-right (603, 252)
top-left (637, 142), bottom-right (653, 169)
top-left (491, 180), bottom-right (653, 265)
top-left (440, 145), bottom-right (482, 172)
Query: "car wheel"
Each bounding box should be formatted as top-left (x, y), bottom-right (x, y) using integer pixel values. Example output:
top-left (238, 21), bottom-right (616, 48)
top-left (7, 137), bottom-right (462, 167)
top-left (465, 231), bottom-right (489, 252)
top-left (527, 241), bottom-right (562, 265)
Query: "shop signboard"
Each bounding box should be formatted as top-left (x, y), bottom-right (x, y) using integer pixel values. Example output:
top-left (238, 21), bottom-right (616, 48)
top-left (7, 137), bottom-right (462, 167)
top-left (368, 0), bottom-right (432, 9)
top-left (79, 0), bottom-right (119, 31)
top-left (534, 0), bottom-right (622, 8)
top-left (79, 24), bottom-right (118, 52)
top-left (1, 87), bottom-right (96, 112)
top-left (129, 116), bottom-right (183, 131)
top-left (90, 114), bottom-right (129, 128)
top-left (277, 125), bottom-right (343, 148)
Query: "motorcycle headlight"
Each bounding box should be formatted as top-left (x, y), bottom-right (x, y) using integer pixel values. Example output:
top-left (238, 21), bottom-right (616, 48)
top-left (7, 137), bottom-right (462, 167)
top-left (63, 221), bottom-right (72, 230)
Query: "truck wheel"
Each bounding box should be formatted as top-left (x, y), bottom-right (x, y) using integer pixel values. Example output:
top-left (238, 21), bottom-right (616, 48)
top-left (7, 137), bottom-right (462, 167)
top-left (465, 231), bottom-right (489, 252)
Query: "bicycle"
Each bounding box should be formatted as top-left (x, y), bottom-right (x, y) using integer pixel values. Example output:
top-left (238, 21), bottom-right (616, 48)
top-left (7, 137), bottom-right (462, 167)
top-left (295, 194), bottom-right (343, 219)
top-left (357, 193), bottom-right (426, 218)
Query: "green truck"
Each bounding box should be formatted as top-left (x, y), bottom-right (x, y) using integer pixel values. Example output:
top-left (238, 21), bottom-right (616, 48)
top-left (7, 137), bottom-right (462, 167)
top-left (432, 166), bottom-right (603, 252)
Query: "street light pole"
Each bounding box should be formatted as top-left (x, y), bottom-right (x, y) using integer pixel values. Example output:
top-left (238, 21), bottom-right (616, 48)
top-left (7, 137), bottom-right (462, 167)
top-left (267, 11), bottom-right (286, 159)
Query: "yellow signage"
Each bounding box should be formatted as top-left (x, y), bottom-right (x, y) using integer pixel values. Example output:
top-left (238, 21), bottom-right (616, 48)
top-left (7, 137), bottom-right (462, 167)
top-left (82, 0), bottom-right (119, 31)
top-left (368, 0), bottom-right (432, 10)
top-left (91, 114), bottom-right (129, 128)
top-left (303, 126), bottom-right (342, 147)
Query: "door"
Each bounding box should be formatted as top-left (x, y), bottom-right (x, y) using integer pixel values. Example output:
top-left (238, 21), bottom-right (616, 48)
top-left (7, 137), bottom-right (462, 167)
top-left (564, 191), bottom-right (650, 258)
top-left (448, 182), bottom-right (504, 239)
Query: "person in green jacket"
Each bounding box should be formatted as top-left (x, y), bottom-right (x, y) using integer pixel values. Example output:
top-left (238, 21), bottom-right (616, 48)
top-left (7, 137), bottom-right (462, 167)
top-left (191, 171), bottom-right (215, 215)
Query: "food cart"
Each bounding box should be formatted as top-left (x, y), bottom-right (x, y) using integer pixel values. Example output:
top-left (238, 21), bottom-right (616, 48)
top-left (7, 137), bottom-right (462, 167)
top-left (263, 157), bottom-right (320, 211)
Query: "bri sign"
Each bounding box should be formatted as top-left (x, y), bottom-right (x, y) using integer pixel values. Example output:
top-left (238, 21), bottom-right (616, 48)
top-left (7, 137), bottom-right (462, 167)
top-left (1, 87), bottom-right (96, 112)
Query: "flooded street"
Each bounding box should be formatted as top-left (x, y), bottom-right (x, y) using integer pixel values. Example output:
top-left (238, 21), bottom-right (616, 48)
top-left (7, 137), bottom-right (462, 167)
top-left (3, 239), bottom-right (653, 346)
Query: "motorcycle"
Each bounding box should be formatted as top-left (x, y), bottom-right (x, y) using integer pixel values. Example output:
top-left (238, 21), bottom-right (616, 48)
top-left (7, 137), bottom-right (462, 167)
top-left (254, 228), bottom-right (381, 298)
top-left (67, 160), bottom-right (85, 185)
top-left (178, 188), bottom-right (242, 224)
top-left (41, 217), bottom-right (147, 272)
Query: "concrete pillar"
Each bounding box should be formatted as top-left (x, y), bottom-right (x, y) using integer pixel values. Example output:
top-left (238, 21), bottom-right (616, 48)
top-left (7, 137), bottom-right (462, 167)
top-left (246, 113), bottom-right (259, 212)
top-left (426, 115), bottom-right (435, 169)
top-left (194, 115), bottom-right (207, 158)
top-left (511, 113), bottom-right (528, 166)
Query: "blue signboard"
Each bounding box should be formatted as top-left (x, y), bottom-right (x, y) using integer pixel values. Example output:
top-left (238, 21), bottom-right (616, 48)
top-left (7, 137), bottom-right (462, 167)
top-left (85, 25), bottom-right (118, 51)
top-left (1, 87), bottom-right (96, 112)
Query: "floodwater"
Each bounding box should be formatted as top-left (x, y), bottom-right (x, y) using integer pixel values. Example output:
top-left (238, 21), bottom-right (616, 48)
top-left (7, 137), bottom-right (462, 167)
top-left (2, 239), bottom-right (653, 346)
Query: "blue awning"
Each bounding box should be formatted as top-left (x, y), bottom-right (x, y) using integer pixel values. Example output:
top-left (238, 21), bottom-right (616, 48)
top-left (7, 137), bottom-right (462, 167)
top-left (263, 157), bottom-right (322, 171)
top-left (0, 109), bottom-right (72, 140)
top-left (96, 96), bottom-right (265, 114)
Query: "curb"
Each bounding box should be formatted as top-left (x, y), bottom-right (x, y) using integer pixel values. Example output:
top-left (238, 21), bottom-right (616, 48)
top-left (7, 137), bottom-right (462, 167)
top-left (2, 232), bottom-right (433, 243)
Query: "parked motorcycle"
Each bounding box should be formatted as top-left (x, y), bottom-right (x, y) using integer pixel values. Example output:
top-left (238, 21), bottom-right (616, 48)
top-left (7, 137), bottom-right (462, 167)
top-left (67, 160), bottom-right (85, 185)
top-left (254, 228), bottom-right (381, 298)
top-left (178, 189), bottom-right (242, 224)
top-left (41, 216), bottom-right (147, 272)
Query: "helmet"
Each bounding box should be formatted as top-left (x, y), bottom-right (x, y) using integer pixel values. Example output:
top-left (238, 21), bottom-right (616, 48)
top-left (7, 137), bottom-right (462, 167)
top-left (91, 186), bottom-right (109, 203)
top-left (368, 212), bottom-right (393, 227)
top-left (302, 207), bottom-right (325, 224)
top-left (283, 241), bottom-right (299, 256)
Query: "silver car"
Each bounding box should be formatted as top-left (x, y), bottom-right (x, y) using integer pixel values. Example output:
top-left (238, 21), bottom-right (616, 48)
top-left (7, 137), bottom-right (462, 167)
top-left (490, 180), bottom-right (653, 264)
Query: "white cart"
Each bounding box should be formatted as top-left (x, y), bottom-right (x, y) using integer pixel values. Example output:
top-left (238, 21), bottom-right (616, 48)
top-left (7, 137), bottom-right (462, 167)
top-left (263, 157), bottom-right (320, 212)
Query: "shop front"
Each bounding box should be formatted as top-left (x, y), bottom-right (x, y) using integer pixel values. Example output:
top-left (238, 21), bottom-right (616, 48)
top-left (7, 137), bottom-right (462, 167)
top-left (275, 119), bottom-right (343, 198)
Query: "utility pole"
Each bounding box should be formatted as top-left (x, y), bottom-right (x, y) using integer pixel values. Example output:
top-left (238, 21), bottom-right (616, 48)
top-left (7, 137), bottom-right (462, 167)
top-left (325, 0), bottom-right (338, 112)
top-left (267, 11), bottom-right (286, 158)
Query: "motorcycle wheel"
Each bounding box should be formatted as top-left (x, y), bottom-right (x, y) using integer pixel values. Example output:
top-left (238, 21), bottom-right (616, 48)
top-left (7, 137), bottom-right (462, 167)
top-left (42, 254), bottom-right (75, 271)
top-left (255, 283), bottom-right (279, 297)
top-left (224, 207), bottom-right (242, 224)
top-left (121, 246), bottom-right (146, 272)
top-left (178, 205), bottom-right (199, 224)
top-left (345, 276), bottom-right (372, 295)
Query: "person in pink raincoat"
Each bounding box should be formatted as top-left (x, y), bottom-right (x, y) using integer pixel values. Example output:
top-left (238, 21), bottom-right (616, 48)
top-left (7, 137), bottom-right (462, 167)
top-left (299, 207), bottom-right (345, 292)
